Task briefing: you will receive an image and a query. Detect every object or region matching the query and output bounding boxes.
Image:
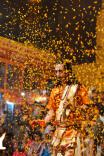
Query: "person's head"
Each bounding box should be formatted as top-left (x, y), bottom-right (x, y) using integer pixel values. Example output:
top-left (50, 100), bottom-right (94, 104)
top-left (54, 61), bottom-right (74, 84)
top-left (33, 132), bottom-right (42, 141)
top-left (55, 63), bottom-right (65, 79)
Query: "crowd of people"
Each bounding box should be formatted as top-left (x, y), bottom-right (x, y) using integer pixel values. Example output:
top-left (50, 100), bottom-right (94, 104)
top-left (0, 61), bottom-right (104, 156)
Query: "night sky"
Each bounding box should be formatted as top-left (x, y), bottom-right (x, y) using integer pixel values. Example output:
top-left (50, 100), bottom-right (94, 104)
top-left (0, 0), bottom-right (102, 64)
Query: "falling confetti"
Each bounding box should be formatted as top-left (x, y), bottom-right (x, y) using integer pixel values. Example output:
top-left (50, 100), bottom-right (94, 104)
top-left (0, 0), bottom-right (104, 155)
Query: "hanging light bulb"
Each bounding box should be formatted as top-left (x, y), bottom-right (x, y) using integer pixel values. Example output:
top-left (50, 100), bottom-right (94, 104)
top-left (21, 92), bottom-right (25, 97)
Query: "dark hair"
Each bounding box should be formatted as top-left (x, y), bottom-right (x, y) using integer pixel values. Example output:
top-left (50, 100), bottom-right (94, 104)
top-left (64, 62), bottom-right (72, 73)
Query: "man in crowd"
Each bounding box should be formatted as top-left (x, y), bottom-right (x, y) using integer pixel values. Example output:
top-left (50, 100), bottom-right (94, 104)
top-left (31, 61), bottom-right (98, 156)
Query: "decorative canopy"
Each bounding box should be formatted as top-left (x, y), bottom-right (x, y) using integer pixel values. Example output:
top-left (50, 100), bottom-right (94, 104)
top-left (0, 36), bottom-right (56, 89)
top-left (0, 36), bottom-right (56, 65)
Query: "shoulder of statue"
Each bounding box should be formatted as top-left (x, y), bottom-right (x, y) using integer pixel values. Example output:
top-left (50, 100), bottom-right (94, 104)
top-left (50, 86), bottom-right (61, 95)
top-left (76, 83), bottom-right (82, 88)
top-left (77, 84), bottom-right (87, 92)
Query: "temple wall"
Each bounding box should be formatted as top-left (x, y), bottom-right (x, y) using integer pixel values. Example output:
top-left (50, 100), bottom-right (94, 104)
top-left (73, 1), bottom-right (104, 91)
